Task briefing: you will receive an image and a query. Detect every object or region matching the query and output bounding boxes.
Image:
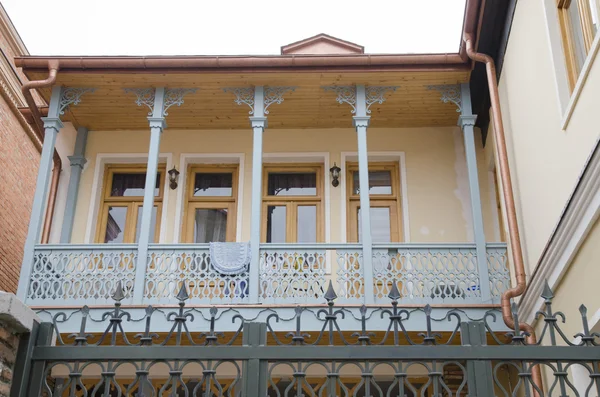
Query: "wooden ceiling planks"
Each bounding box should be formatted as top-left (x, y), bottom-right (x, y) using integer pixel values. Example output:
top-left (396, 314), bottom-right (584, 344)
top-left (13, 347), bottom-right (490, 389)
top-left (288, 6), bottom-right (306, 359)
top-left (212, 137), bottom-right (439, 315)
top-left (25, 70), bottom-right (469, 130)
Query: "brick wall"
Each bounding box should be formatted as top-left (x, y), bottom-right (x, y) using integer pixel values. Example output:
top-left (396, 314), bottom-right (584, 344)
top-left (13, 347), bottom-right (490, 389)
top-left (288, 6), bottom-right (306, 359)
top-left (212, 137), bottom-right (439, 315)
top-left (0, 292), bottom-right (39, 397)
top-left (0, 93), bottom-right (40, 293)
top-left (0, 323), bottom-right (18, 397)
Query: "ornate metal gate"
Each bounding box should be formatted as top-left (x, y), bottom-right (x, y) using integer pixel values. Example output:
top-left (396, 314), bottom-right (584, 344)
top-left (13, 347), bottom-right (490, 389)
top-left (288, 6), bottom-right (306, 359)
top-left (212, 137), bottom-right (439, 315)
top-left (11, 282), bottom-right (600, 396)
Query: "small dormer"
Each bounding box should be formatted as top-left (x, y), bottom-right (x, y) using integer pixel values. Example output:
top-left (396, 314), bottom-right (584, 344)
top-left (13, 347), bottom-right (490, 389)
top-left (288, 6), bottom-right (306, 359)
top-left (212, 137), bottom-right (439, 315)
top-left (281, 33), bottom-right (364, 55)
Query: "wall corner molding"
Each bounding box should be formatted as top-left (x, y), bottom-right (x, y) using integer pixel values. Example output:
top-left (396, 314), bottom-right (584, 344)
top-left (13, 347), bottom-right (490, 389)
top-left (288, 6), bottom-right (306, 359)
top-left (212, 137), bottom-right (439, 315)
top-left (519, 137), bottom-right (600, 324)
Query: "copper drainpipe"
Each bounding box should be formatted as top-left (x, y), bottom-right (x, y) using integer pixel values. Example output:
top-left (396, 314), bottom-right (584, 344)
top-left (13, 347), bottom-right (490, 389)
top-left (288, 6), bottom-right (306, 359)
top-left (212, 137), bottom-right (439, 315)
top-left (464, 33), bottom-right (543, 394)
top-left (21, 60), bottom-right (61, 244)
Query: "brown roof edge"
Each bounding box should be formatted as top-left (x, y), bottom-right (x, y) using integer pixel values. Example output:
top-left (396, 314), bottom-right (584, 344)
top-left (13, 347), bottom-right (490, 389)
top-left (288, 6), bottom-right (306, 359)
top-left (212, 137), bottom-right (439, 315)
top-left (15, 52), bottom-right (467, 72)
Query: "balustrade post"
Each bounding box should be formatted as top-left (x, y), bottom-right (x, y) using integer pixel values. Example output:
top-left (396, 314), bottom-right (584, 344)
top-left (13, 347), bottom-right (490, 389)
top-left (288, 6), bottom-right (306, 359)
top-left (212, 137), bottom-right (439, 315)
top-left (133, 88), bottom-right (166, 304)
top-left (461, 321), bottom-right (495, 396)
top-left (459, 83), bottom-right (491, 302)
top-left (242, 322), bottom-right (268, 395)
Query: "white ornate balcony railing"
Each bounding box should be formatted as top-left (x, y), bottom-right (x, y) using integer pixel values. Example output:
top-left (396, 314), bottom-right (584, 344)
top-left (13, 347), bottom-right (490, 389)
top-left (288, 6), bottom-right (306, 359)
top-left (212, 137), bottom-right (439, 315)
top-left (145, 244), bottom-right (250, 304)
top-left (25, 243), bottom-right (509, 306)
top-left (27, 244), bottom-right (137, 305)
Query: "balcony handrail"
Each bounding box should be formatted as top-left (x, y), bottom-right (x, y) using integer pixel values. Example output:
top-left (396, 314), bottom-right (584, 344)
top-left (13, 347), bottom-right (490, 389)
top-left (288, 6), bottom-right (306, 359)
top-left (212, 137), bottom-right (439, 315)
top-left (259, 243), bottom-right (362, 250)
top-left (35, 242), bottom-right (508, 250)
top-left (33, 243), bottom-right (137, 250)
top-left (35, 242), bottom-right (507, 250)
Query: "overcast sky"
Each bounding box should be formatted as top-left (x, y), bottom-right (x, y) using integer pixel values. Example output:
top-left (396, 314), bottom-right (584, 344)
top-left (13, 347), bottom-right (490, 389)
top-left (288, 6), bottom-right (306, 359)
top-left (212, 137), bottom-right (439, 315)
top-left (2, 0), bottom-right (467, 56)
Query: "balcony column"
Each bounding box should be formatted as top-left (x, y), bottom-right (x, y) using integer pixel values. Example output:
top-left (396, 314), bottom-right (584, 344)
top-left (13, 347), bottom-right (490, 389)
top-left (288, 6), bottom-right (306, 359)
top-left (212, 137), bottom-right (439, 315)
top-left (123, 87), bottom-right (196, 303)
top-left (17, 86), bottom-right (95, 299)
top-left (322, 84), bottom-right (397, 304)
top-left (354, 85), bottom-right (375, 304)
top-left (249, 86), bottom-right (266, 304)
top-left (459, 83), bottom-right (491, 302)
top-left (60, 126), bottom-right (89, 243)
top-left (224, 86), bottom-right (295, 303)
top-left (132, 88), bottom-right (166, 304)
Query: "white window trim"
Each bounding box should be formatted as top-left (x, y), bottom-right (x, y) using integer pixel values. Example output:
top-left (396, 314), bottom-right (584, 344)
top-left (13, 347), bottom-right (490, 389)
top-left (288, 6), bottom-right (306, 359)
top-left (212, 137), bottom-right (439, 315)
top-left (340, 152), bottom-right (410, 243)
top-left (561, 32), bottom-right (600, 129)
top-left (173, 153), bottom-right (245, 243)
top-left (543, 0), bottom-right (600, 129)
top-left (84, 153), bottom-right (173, 244)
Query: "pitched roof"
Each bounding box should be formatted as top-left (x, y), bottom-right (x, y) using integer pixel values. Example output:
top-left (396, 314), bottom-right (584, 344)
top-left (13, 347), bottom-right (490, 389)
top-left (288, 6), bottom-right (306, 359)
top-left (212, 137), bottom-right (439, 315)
top-left (281, 33), bottom-right (364, 55)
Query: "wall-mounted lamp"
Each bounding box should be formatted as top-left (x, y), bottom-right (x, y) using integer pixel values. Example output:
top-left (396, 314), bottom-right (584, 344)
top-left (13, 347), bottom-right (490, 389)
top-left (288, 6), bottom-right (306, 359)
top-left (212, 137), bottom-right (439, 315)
top-left (329, 163), bottom-right (341, 187)
top-left (168, 166), bottom-right (180, 190)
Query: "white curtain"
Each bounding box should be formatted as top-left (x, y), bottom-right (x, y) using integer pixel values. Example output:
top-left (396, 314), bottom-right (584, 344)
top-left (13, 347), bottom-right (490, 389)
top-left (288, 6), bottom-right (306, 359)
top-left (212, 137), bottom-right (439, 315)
top-left (194, 209), bottom-right (227, 243)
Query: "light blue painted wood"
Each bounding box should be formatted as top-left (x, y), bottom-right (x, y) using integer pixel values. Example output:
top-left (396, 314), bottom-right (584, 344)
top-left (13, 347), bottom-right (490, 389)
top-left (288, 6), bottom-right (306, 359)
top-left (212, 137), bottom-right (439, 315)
top-left (60, 127), bottom-right (89, 243)
top-left (249, 85), bottom-right (266, 303)
top-left (354, 84), bottom-right (374, 305)
top-left (17, 86), bottom-right (64, 299)
top-left (133, 88), bottom-right (166, 304)
top-left (459, 83), bottom-right (491, 302)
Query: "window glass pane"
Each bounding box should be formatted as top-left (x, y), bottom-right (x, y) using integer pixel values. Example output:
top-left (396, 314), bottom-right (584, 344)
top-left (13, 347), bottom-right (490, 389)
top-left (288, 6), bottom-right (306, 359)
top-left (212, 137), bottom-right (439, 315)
top-left (193, 173), bottom-right (233, 196)
top-left (135, 206), bottom-right (158, 243)
top-left (353, 170), bottom-right (393, 195)
top-left (358, 207), bottom-right (391, 243)
top-left (267, 172), bottom-right (317, 196)
top-left (111, 173), bottom-right (160, 197)
top-left (104, 206), bottom-right (128, 243)
top-left (192, 208), bottom-right (228, 243)
top-left (266, 205), bottom-right (286, 243)
top-left (297, 206), bottom-right (317, 243)
top-left (590, 0), bottom-right (600, 33)
top-left (568, 0), bottom-right (588, 73)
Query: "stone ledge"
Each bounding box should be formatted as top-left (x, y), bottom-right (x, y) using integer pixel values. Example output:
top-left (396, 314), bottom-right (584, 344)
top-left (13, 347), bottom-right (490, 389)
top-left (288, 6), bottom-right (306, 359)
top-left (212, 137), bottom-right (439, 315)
top-left (0, 292), bottom-right (40, 333)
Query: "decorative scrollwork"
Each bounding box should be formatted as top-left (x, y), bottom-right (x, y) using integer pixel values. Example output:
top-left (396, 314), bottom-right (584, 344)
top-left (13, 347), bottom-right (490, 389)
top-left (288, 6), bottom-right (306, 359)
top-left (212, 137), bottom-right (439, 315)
top-left (59, 87), bottom-right (96, 115)
top-left (427, 84), bottom-right (462, 112)
top-left (322, 85), bottom-right (398, 114)
top-left (163, 88), bottom-right (197, 116)
top-left (223, 87), bottom-right (255, 114)
top-left (322, 85), bottom-right (357, 113)
top-left (365, 86), bottom-right (398, 113)
top-left (123, 88), bottom-right (156, 115)
top-left (263, 86), bottom-right (295, 114)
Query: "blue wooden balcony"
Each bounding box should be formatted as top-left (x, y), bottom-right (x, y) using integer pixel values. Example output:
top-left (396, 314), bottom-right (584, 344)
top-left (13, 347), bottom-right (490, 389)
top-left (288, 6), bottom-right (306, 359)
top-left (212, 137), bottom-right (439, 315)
top-left (25, 242), bottom-right (509, 306)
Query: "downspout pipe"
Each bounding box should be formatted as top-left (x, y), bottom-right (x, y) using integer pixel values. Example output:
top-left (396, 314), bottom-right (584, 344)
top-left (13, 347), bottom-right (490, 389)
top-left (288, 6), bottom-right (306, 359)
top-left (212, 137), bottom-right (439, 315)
top-left (21, 60), bottom-right (62, 244)
top-left (464, 33), bottom-right (543, 394)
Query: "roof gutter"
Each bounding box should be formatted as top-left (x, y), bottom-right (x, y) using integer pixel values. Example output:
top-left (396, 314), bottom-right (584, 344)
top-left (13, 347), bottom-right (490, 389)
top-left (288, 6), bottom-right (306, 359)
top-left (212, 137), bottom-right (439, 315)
top-left (14, 53), bottom-right (467, 73)
top-left (21, 60), bottom-right (62, 244)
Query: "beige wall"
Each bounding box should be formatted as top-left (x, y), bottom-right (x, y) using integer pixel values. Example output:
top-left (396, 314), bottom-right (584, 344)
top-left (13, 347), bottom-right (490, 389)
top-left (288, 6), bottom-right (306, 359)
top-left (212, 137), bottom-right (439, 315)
top-left (68, 126), bottom-right (499, 245)
top-left (496, 0), bottom-right (600, 274)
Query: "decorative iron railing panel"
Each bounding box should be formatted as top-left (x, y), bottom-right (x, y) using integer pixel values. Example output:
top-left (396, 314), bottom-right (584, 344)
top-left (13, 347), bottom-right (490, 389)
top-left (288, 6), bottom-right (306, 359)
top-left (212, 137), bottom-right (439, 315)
top-left (27, 244), bottom-right (137, 305)
top-left (17, 281), bottom-right (600, 397)
top-left (145, 245), bottom-right (250, 304)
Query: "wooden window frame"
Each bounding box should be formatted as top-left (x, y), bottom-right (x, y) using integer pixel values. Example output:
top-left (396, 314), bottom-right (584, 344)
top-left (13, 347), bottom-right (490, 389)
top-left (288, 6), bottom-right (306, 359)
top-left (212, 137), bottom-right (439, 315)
top-left (557, 0), bottom-right (599, 90)
top-left (95, 164), bottom-right (165, 243)
top-left (182, 164), bottom-right (238, 243)
top-left (261, 164), bottom-right (325, 243)
top-left (346, 162), bottom-right (403, 243)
